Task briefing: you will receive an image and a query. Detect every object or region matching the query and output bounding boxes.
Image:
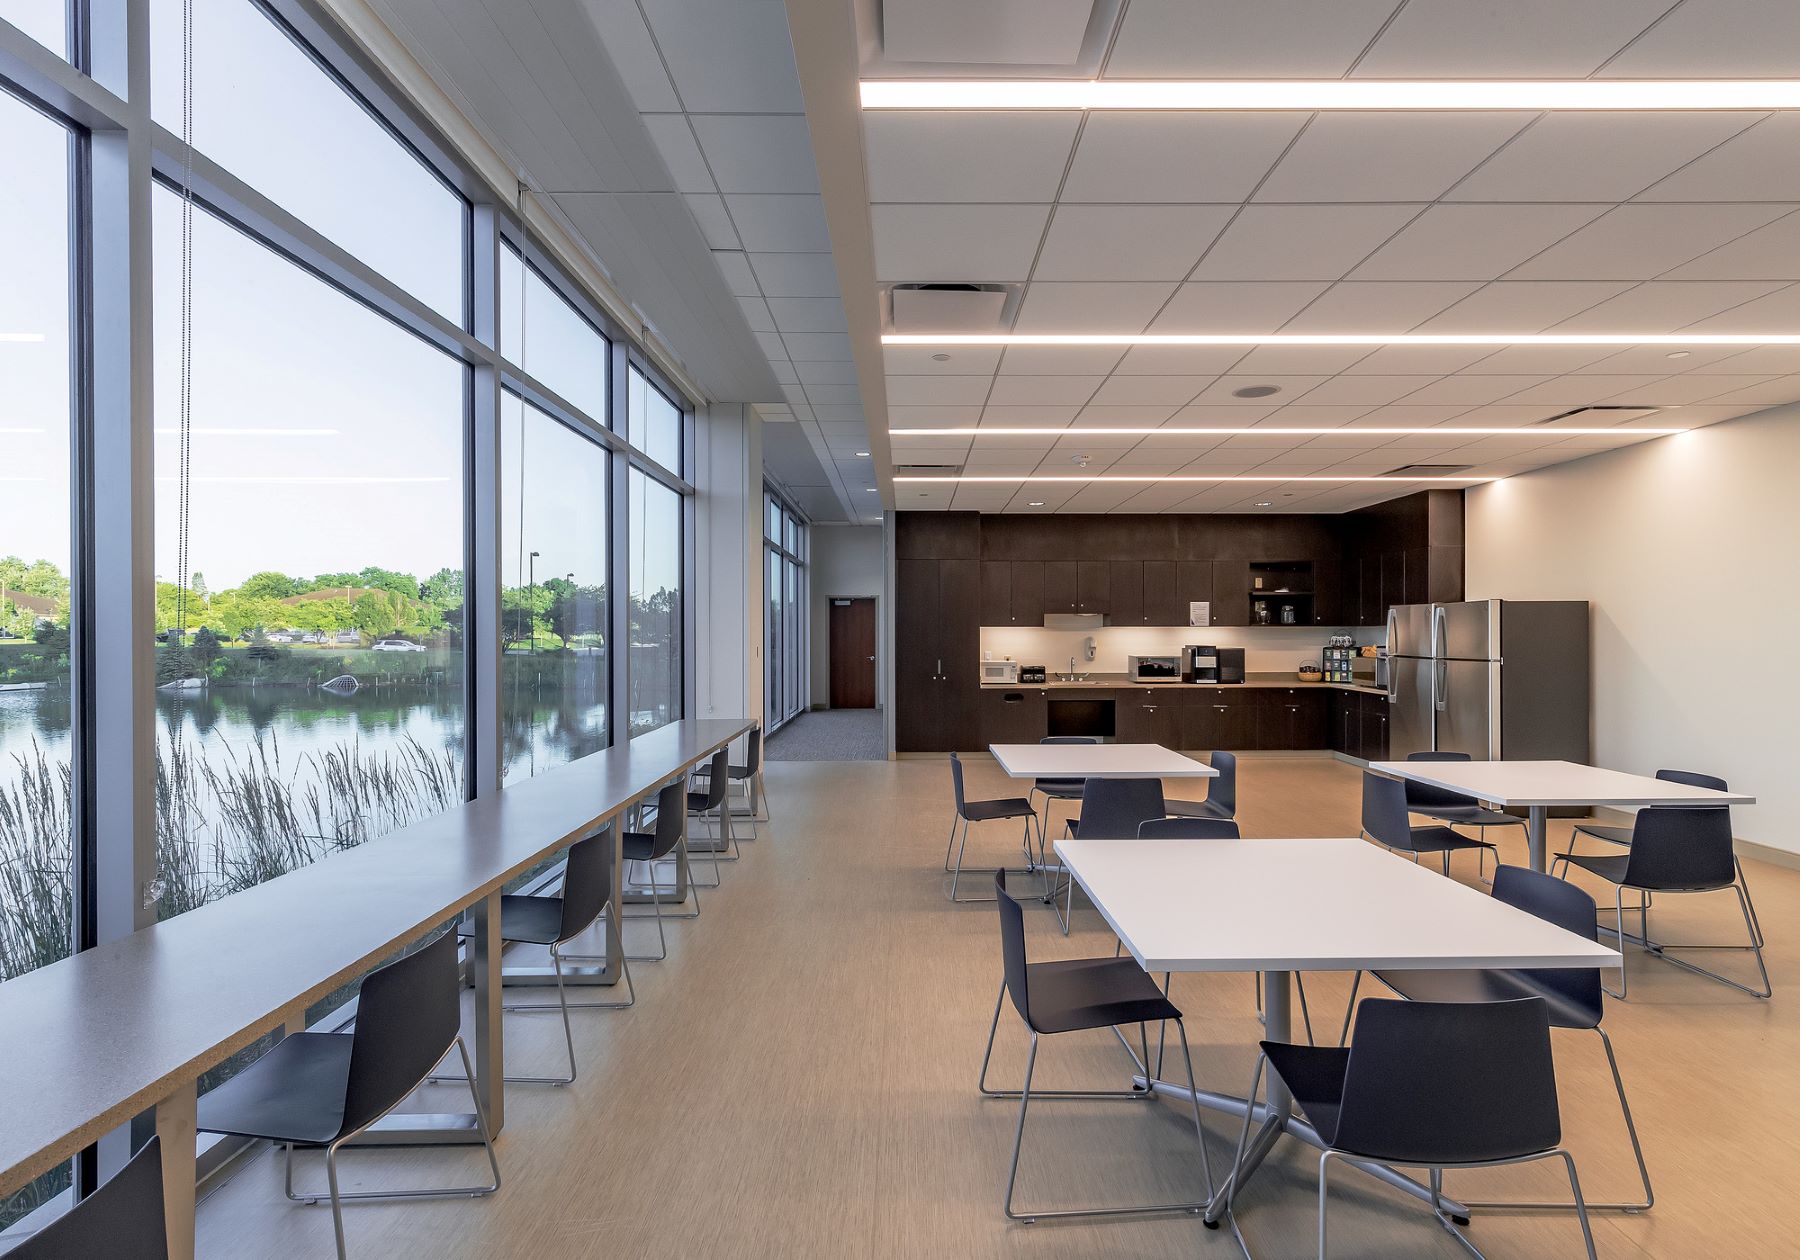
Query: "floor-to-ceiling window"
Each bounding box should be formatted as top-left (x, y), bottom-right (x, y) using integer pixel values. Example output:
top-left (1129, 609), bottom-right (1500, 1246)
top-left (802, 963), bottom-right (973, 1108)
top-left (763, 489), bottom-right (807, 732)
top-left (0, 80), bottom-right (76, 1230)
top-left (625, 367), bottom-right (685, 735)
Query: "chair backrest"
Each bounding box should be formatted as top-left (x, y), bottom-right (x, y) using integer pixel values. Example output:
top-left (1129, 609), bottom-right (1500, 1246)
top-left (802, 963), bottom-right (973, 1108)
top-left (741, 725), bottom-right (762, 775)
top-left (1624, 804), bottom-right (1736, 890)
top-left (343, 929), bottom-right (463, 1137)
top-left (556, 828), bottom-right (616, 943)
top-left (949, 752), bottom-right (968, 815)
top-left (9, 1136), bottom-right (167, 1260)
top-left (1360, 771), bottom-right (1413, 848)
top-left (695, 747), bottom-right (729, 810)
top-left (1656, 767), bottom-right (1727, 793)
top-left (1075, 777), bottom-right (1167, 839)
top-left (640, 778), bottom-right (689, 862)
top-left (1402, 750), bottom-right (1479, 812)
top-left (1490, 864), bottom-right (1602, 1026)
top-left (1332, 997), bottom-right (1560, 1165)
top-left (1204, 750), bottom-right (1238, 817)
top-left (1137, 817), bottom-right (1241, 840)
top-left (1040, 736), bottom-right (1098, 745)
top-left (993, 871), bottom-right (1032, 1028)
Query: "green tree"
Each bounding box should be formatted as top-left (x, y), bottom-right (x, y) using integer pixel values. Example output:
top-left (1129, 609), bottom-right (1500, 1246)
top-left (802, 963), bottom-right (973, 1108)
top-left (422, 567), bottom-right (463, 612)
top-left (244, 626), bottom-right (284, 663)
top-left (358, 566), bottom-right (422, 602)
top-left (189, 571), bottom-right (208, 599)
top-left (238, 571), bottom-right (299, 601)
top-left (351, 591), bottom-right (400, 639)
top-left (190, 625), bottom-right (222, 667)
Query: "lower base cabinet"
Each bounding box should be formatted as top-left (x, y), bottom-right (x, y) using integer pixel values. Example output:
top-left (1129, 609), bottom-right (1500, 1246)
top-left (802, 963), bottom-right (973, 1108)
top-left (1114, 687), bottom-right (1183, 746)
top-left (976, 687), bottom-right (1048, 747)
top-left (1328, 690), bottom-right (1392, 760)
top-left (964, 685), bottom-right (1371, 755)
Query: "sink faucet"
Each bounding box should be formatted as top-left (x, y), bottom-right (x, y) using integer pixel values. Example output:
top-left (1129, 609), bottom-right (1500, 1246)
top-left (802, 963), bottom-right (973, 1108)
top-left (1068, 655), bottom-right (1077, 678)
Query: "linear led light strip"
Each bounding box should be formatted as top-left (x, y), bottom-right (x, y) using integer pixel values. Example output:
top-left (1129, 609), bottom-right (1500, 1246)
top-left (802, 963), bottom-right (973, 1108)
top-left (896, 474), bottom-right (1491, 483)
top-left (883, 333), bottom-right (1800, 346)
top-left (892, 426), bottom-right (1686, 436)
top-left (860, 80), bottom-right (1800, 111)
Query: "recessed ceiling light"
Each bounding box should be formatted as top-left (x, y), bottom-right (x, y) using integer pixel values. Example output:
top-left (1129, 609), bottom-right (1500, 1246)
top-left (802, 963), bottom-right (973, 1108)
top-left (860, 80), bottom-right (1800, 112)
top-left (1232, 384), bottom-right (1281, 399)
top-left (1027, 500), bottom-right (1045, 507)
top-left (865, 487), bottom-right (877, 492)
top-left (1665, 351), bottom-right (1692, 359)
top-left (856, 450), bottom-right (870, 456)
top-left (930, 352), bottom-right (952, 361)
top-left (882, 333), bottom-right (1799, 347)
top-left (888, 426), bottom-right (1687, 437)
top-left (1253, 501), bottom-right (1273, 507)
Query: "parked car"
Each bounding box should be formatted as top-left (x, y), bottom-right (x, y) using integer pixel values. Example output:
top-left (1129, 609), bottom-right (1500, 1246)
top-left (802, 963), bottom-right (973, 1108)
top-left (371, 639), bottom-right (426, 653)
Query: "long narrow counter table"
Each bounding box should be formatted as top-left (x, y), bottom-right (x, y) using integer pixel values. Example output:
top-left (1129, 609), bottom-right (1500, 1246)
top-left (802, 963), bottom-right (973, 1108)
top-left (0, 717), bottom-right (752, 1258)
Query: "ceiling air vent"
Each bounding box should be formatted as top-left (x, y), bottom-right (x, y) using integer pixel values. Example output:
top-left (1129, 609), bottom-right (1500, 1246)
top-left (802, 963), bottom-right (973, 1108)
top-left (1532, 405), bottom-right (1663, 426)
top-left (889, 283), bottom-right (1012, 333)
top-left (1383, 464), bottom-right (1471, 477)
top-left (894, 463), bottom-right (964, 477)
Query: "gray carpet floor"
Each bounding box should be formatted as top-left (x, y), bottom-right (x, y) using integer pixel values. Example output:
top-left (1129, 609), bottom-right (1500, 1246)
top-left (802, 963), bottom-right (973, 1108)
top-left (764, 708), bottom-right (886, 761)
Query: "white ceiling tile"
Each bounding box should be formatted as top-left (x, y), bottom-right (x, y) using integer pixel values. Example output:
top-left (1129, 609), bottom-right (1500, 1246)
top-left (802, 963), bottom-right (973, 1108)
top-left (1283, 281), bottom-right (1481, 332)
top-left (803, 382), bottom-right (863, 405)
top-left (1061, 113), bottom-right (1305, 203)
top-left (1684, 376), bottom-right (1800, 407)
top-left (1497, 375), bottom-right (1669, 405)
top-left (1087, 376), bottom-right (1215, 406)
top-left (981, 405), bottom-right (1082, 425)
top-left (1192, 205), bottom-right (1421, 281)
top-left (723, 194), bottom-right (832, 252)
top-left (1680, 285), bottom-right (1800, 332)
top-left (863, 111), bottom-right (1081, 202)
top-left (1352, 204), bottom-right (1609, 282)
top-left (582, 0), bottom-right (681, 110)
top-left (883, 346), bottom-right (1003, 375)
top-left (1662, 211), bottom-right (1800, 282)
top-left (1416, 282), bottom-right (1634, 332)
top-left (1150, 281), bottom-right (1333, 334)
top-left (1572, 343), bottom-right (1747, 373)
top-left (871, 203), bottom-right (1050, 282)
top-left (1072, 405), bottom-right (1185, 424)
top-left (985, 375), bottom-right (1106, 405)
top-left (1446, 112), bottom-right (1765, 203)
top-left (1702, 345), bottom-right (1800, 374)
top-left (770, 360), bottom-right (798, 385)
top-left (683, 193), bottom-right (739, 249)
top-left (1296, 376), bottom-right (1432, 406)
top-left (1267, 404), bottom-right (1377, 425)
top-left (748, 251), bottom-right (839, 297)
top-left (753, 329), bottom-right (788, 359)
top-left (1112, 345), bottom-right (1252, 375)
top-left (1507, 204), bottom-right (1790, 281)
top-left (1106, 0), bottom-right (1399, 76)
top-left (1349, 404), bottom-right (1487, 424)
top-left (997, 346), bottom-right (1127, 375)
top-left (1033, 205), bottom-right (1233, 281)
top-left (1012, 282), bottom-right (1176, 333)
top-left (736, 294), bottom-right (775, 332)
top-left (637, 0), bottom-right (803, 112)
top-left (794, 360), bottom-right (860, 385)
top-left (1170, 404), bottom-right (1284, 425)
top-left (1339, 345), bottom-right (1493, 376)
top-left (1355, 0), bottom-right (1673, 75)
top-left (768, 296), bottom-right (848, 333)
top-left (690, 114), bottom-right (819, 194)
top-left (1550, 281), bottom-right (1787, 332)
top-left (1599, 0), bottom-right (1800, 76)
top-left (884, 375), bottom-right (992, 406)
top-left (1190, 375), bottom-right (1327, 404)
top-left (1226, 345), bottom-right (1373, 375)
top-left (1257, 113), bottom-right (1531, 203)
top-left (1397, 375), bottom-right (1550, 405)
top-left (711, 250), bottom-right (760, 297)
top-left (1593, 374), bottom-right (1777, 406)
top-left (641, 114), bottom-right (714, 194)
top-left (1458, 342), bottom-right (1619, 373)
top-left (779, 332), bottom-right (853, 360)
top-left (889, 405), bottom-right (984, 424)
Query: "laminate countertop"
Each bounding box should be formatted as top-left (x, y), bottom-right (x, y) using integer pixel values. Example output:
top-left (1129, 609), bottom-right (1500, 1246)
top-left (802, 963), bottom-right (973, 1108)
top-left (981, 674), bottom-right (1387, 697)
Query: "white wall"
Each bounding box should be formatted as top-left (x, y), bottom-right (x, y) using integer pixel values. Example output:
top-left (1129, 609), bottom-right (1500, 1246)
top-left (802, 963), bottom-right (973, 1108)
top-left (692, 403), bottom-right (761, 721)
top-left (980, 624), bottom-right (1380, 676)
top-left (808, 524), bottom-right (886, 706)
top-left (1466, 404), bottom-right (1800, 854)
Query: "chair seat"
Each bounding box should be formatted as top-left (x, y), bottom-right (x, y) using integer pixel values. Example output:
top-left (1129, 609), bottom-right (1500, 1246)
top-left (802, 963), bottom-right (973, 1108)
top-left (963, 796), bottom-right (1035, 822)
top-left (1033, 777), bottom-right (1084, 798)
top-left (621, 829), bottom-right (660, 862)
top-left (197, 1032), bottom-right (352, 1146)
top-left (696, 764), bottom-right (753, 780)
top-left (1422, 805), bottom-right (1524, 829)
top-left (1571, 823), bottom-right (1633, 846)
top-left (1023, 957), bottom-right (1181, 1036)
top-left (687, 791), bottom-right (713, 812)
top-left (1259, 1042), bottom-right (1348, 1148)
top-left (1559, 850), bottom-right (1733, 893)
top-left (1374, 967), bottom-right (1601, 1031)
top-left (1395, 825), bottom-right (1495, 855)
top-left (455, 894), bottom-right (564, 946)
top-left (1164, 797), bottom-right (1231, 821)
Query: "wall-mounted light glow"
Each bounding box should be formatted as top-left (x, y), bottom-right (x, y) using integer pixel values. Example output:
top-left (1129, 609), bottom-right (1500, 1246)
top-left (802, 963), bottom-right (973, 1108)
top-left (895, 474), bottom-right (1491, 484)
top-left (890, 426), bottom-right (1686, 437)
top-left (861, 80), bottom-right (1800, 112)
top-left (882, 333), bottom-right (1799, 347)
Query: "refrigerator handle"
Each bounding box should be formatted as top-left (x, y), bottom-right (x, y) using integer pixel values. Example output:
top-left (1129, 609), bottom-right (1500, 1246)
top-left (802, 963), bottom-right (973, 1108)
top-left (1431, 603), bottom-right (1448, 661)
top-left (1384, 606), bottom-right (1400, 704)
top-left (1434, 657), bottom-right (1448, 711)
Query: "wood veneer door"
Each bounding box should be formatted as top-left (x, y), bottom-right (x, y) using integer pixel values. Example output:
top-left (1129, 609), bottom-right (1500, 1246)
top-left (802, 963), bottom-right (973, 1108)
top-left (828, 598), bottom-right (877, 709)
top-left (895, 559), bottom-right (940, 751)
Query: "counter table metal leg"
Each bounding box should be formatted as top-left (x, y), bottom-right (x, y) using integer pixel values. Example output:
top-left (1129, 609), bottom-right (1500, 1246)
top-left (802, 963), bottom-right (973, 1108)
top-left (470, 893), bottom-right (504, 1135)
top-left (155, 1081), bottom-right (198, 1260)
top-left (1526, 804), bottom-right (1550, 873)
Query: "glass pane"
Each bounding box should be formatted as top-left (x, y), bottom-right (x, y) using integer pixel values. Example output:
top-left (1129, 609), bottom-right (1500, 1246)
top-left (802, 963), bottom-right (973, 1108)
top-left (0, 85), bottom-right (74, 1232)
top-left (766, 494), bottom-right (779, 541)
top-left (501, 394), bottom-right (608, 784)
top-left (149, 0), bottom-right (464, 321)
top-left (151, 187), bottom-right (465, 946)
top-left (786, 558), bottom-right (801, 717)
top-left (500, 244), bottom-right (609, 421)
top-left (627, 365), bottom-right (682, 474)
top-left (627, 471), bottom-right (681, 735)
top-left (5, 0), bottom-right (69, 59)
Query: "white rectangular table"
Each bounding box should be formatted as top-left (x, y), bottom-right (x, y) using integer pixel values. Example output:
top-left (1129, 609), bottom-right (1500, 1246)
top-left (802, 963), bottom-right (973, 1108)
top-left (1370, 760), bottom-right (1754, 873)
top-left (989, 742), bottom-right (1217, 780)
top-left (1054, 836), bottom-right (1619, 1225)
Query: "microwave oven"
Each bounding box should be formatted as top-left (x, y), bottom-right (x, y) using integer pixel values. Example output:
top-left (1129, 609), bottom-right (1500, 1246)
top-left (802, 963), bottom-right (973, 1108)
top-left (981, 660), bottom-right (1020, 685)
top-left (1128, 654), bottom-right (1183, 683)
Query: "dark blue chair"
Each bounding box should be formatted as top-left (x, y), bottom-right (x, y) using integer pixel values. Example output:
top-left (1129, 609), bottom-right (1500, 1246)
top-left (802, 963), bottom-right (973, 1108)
top-left (1233, 997), bottom-right (1597, 1259)
top-left (1555, 804), bottom-right (1769, 999)
top-left (981, 872), bottom-right (1215, 1223)
top-left (1136, 816), bottom-right (1240, 840)
top-left (1055, 777), bottom-right (1167, 932)
top-left (1403, 751), bottom-right (1521, 870)
top-left (1166, 749), bottom-right (1237, 821)
top-left (1342, 866), bottom-right (1651, 1211)
top-left (944, 753), bottom-right (1039, 903)
top-left (1569, 767), bottom-right (1727, 850)
top-left (8, 1136), bottom-right (167, 1260)
top-left (1027, 736), bottom-right (1097, 856)
top-left (1363, 771), bottom-right (1495, 879)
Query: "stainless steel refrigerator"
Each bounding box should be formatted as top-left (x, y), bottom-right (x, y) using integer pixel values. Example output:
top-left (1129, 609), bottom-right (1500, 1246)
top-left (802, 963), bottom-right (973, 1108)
top-left (1385, 600), bottom-right (1590, 761)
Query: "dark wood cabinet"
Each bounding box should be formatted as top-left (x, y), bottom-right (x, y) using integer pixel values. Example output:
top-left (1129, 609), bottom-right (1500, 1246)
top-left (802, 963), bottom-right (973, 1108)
top-left (1043, 561), bottom-right (1078, 615)
top-left (1360, 694), bottom-right (1390, 761)
top-left (1108, 561), bottom-right (1144, 624)
top-left (1174, 561), bottom-right (1213, 627)
top-left (1076, 561), bottom-right (1111, 614)
top-left (1011, 561), bottom-right (1044, 623)
top-left (978, 688), bottom-right (1047, 745)
top-left (1114, 687), bottom-right (1182, 746)
top-left (1142, 560), bottom-right (1179, 627)
top-left (1180, 689), bottom-right (1256, 750)
top-left (1257, 689), bottom-right (1327, 750)
top-left (895, 557), bottom-right (981, 751)
top-left (937, 559), bottom-right (982, 750)
top-left (980, 561), bottom-right (1012, 627)
top-left (1212, 560), bottom-right (1250, 626)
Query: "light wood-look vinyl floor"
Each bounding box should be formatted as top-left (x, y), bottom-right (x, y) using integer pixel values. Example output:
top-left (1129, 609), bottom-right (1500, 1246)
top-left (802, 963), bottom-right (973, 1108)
top-left (190, 755), bottom-right (1792, 1258)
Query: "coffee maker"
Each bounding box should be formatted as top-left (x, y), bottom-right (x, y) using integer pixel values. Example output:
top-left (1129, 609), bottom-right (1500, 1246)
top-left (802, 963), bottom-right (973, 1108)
top-left (1184, 645), bottom-right (1218, 683)
top-left (1217, 646), bottom-right (1247, 684)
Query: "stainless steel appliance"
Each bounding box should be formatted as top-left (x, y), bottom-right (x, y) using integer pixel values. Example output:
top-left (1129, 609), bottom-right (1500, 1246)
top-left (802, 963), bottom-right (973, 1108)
top-left (1128, 654), bottom-right (1182, 683)
top-left (980, 660), bottom-right (1020, 685)
top-left (1217, 647), bottom-right (1246, 684)
top-left (1384, 600), bottom-right (1590, 761)
top-left (1185, 645), bottom-right (1218, 683)
top-left (1019, 664), bottom-right (1046, 684)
